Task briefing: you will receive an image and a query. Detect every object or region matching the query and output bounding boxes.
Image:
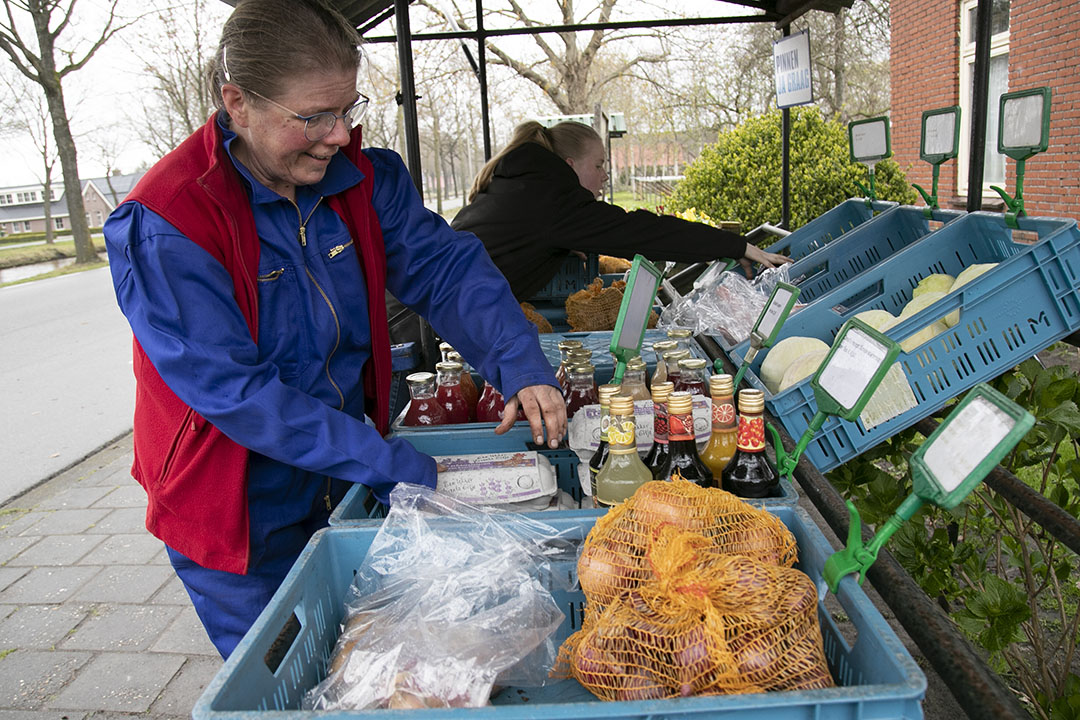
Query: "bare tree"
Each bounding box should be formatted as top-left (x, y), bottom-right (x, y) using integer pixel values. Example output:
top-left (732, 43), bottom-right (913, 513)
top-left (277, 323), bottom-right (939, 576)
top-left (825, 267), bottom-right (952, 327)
top-left (132, 0), bottom-right (224, 158)
top-left (0, 0), bottom-right (133, 263)
top-left (418, 0), bottom-right (668, 114)
top-left (0, 69), bottom-right (59, 242)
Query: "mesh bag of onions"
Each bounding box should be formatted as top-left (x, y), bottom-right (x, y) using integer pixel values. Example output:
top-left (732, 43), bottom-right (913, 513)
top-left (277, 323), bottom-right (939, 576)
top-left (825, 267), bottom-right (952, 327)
top-left (556, 479), bottom-right (833, 699)
top-left (565, 279), bottom-right (659, 332)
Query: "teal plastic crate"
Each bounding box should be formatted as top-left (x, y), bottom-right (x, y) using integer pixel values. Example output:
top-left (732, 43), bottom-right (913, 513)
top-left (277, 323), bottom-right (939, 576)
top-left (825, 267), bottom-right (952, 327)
top-left (528, 253), bottom-right (602, 303)
top-left (330, 431), bottom-right (798, 526)
top-left (760, 198), bottom-right (897, 261)
top-left (194, 506), bottom-right (926, 719)
top-left (711, 205), bottom-right (963, 354)
top-left (731, 211), bottom-right (1080, 473)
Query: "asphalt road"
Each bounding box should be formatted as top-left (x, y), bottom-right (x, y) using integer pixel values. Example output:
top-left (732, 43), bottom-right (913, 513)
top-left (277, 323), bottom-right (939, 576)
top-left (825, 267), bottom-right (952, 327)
top-left (0, 265), bottom-right (134, 504)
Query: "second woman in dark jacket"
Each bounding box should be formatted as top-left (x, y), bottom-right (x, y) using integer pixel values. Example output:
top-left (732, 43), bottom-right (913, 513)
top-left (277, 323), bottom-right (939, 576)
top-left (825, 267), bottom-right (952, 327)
top-left (452, 120), bottom-right (791, 300)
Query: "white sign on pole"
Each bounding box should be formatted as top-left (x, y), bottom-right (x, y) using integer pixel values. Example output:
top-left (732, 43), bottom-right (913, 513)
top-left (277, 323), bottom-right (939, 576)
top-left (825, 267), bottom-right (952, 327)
top-left (773, 30), bottom-right (813, 109)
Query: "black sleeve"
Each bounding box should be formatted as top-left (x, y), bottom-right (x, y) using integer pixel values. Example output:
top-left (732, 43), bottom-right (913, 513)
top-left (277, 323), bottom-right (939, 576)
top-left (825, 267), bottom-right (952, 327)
top-left (549, 186), bottom-right (749, 263)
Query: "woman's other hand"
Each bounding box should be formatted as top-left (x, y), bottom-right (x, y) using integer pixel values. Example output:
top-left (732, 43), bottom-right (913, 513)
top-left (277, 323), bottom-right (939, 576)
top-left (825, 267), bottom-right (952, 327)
top-left (498, 385), bottom-right (567, 448)
top-left (738, 242), bottom-right (793, 279)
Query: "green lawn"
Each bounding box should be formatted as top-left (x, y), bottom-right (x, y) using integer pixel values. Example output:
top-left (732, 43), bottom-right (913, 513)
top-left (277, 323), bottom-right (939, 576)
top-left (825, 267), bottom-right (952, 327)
top-left (0, 237), bottom-right (106, 270)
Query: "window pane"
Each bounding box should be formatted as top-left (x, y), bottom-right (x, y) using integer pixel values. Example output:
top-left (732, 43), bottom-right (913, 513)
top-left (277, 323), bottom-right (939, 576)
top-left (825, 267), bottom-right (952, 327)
top-left (967, 0), bottom-right (1010, 43)
top-left (984, 53), bottom-right (1009, 184)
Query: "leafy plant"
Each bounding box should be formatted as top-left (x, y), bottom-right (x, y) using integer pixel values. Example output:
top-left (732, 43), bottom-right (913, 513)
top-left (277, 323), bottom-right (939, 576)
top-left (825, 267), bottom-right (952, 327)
top-left (668, 107), bottom-right (917, 232)
top-left (828, 350), bottom-right (1080, 718)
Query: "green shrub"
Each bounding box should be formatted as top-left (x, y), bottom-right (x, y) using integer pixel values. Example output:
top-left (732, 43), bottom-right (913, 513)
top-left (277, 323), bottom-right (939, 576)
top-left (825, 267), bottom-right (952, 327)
top-left (0, 228), bottom-right (75, 244)
top-left (669, 107), bottom-right (917, 232)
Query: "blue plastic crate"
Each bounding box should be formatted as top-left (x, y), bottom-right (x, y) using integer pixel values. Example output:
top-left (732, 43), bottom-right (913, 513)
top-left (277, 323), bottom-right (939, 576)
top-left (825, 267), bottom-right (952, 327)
top-left (537, 328), bottom-right (696, 382)
top-left (731, 211), bottom-right (1080, 473)
top-left (760, 198), bottom-right (897, 261)
top-left (528, 253), bottom-right (602, 303)
top-left (330, 430), bottom-right (798, 526)
top-left (194, 506), bottom-right (926, 719)
top-left (711, 205), bottom-right (964, 355)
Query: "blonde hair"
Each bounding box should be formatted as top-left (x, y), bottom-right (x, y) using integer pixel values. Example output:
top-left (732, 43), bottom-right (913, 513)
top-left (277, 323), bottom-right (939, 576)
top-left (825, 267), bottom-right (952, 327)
top-left (467, 120), bottom-right (602, 202)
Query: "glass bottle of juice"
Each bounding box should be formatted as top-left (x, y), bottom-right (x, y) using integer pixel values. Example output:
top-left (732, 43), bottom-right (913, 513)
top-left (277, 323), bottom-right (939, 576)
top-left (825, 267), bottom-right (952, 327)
top-left (700, 373), bottom-right (738, 476)
top-left (403, 371), bottom-right (448, 426)
top-left (619, 356), bottom-right (651, 401)
top-left (446, 351), bottom-right (478, 420)
top-left (564, 362), bottom-right (598, 420)
top-left (662, 349), bottom-right (691, 391)
top-left (475, 380), bottom-right (504, 422)
top-left (588, 384), bottom-right (621, 505)
top-left (667, 327), bottom-right (694, 354)
top-left (675, 357), bottom-right (709, 396)
top-left (555, 339), bottom-right (583, 392)
top-left (596, 395), bottom-right (654, 507)
top-left (434, 361), bottom-right (471, 424)
top-left (721, 389), bottom-right (779, 498)
top-left (642, 381), bottom-right (674, 474)
top-left (563, 348), bottom-right (594, 401)
top-left (653, 391), bottom-right (714, 487)
top-left (650, 340), bottom-right (678, 387)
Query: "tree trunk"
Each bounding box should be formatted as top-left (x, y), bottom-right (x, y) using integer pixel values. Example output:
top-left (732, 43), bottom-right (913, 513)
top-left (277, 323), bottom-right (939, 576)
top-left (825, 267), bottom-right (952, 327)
top-left (833, 10), bottom-right (846, 117)
top-left (42, 166), bottom-right (54, 244)
top-left (432, 110), bottom-right (443, 214)
top-left (31, 4), bottom-right (96, 264)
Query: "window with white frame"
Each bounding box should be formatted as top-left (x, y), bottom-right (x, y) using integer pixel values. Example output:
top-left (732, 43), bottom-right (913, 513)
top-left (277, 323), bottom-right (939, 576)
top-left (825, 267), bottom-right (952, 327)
top-left (54, 217), bottom-right (65, 230)
top-left (95, 211), bottom-right (103, 226)
top-left (23, 221), bottom-right (31, 231)
top-left (958, 0), bottom-right (1010, 197)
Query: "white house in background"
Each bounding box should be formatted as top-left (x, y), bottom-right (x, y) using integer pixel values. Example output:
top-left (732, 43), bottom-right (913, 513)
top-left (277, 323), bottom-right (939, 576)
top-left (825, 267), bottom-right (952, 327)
top-left (0, 171), bottom-right (145, 237)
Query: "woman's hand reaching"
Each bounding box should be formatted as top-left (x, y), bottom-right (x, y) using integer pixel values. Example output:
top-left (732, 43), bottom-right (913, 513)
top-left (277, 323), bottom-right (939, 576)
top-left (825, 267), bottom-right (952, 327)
top-left (738, 242), bottom-right (793, 279)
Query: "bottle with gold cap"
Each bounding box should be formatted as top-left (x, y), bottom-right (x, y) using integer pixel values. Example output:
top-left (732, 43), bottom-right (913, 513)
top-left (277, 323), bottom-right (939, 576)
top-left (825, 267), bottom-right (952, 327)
top-left (700, 374), bottom-right (738, 475)
top-left (434, 361), bottom-right (470, 424)
top-left (653, 391), bottom-right (714, 487)
top-left (721, 389), bottom-right (779, 498)
top-left (438, 341), bottom-right (454, 363)
top-left (563, 348), bottom-right (594, 401)
top-left (564, 362), bottom-right (598, 421)
top-left (666, 327), bottom-right (694, 354)
top-left (662, 349), bottom-right (692, 391)
top-left (650, 340), bottom-right (678, 387)
top-left (595, 395), bottom-right (653, 507)
top-left (588, 385), bottom-right (621, 505)
top-left (402, 372), bottom-right (448, 426)
top-left (642, 381), bottom-right (674, 473)
top-left (555, 339), bottom-right (584, 392)
top-left (620, 356), bottom-right (651, 401)
top-left (674, 357), bottom-right (708, 396)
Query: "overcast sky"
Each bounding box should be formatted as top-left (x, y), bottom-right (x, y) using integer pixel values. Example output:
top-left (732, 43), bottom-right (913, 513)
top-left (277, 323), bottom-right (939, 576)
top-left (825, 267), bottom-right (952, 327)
top-left (0, 0), bottom-right (752, 189)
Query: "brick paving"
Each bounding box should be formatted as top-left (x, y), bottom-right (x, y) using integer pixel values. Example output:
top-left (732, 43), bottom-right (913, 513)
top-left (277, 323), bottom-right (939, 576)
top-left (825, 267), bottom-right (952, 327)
top-left (0, 435), bottom-right (220, 720)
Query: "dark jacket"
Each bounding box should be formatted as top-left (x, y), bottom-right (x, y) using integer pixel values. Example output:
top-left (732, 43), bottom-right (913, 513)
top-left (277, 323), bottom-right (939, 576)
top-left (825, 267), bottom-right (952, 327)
top-left (452, 142), bottom-right (748, 300)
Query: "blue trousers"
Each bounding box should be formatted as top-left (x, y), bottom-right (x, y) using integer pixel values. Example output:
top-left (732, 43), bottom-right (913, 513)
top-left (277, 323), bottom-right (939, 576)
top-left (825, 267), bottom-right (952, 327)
top-left (167, 472), bottom-right (350, 659)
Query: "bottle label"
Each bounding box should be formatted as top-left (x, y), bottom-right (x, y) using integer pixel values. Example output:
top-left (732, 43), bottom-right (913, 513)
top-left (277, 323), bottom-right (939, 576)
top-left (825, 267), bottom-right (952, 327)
top-left (608, 416), bottom-right (637, 453)
top-left (712, 397), bottom-right (736, 432)
top-left (652, 402), bottom-right (669, 444)
top-left (669, 412), bottom-right (695, 442)
top-left (598, 410), bottom-right (611, 442)
top-left (736, 415), bottom-right (766, 452)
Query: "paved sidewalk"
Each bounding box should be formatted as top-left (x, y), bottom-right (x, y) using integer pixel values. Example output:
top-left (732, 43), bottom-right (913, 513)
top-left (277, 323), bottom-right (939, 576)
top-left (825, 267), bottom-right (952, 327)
top-left (0, 434), bottom-right (222, 720)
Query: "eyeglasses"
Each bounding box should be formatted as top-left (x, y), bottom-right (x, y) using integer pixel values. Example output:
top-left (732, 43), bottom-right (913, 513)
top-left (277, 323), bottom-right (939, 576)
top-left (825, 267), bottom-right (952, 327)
top-left (243, 86), bottom-right (369, 142)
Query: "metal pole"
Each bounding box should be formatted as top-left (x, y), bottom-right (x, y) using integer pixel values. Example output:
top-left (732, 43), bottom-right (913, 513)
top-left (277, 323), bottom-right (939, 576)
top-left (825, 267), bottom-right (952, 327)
top-left (394, 0), bottom-right (423, 193)
top-left (966, 0), bottom-right (993, 211)
top-left (781, 24), bottom-right (791, 229)
top-left (476, 0), bottom-right (492, 160)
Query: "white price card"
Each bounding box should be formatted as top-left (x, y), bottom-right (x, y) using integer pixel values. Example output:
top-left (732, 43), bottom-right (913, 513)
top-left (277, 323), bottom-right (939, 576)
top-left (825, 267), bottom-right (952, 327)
top-left (817, 327), bottom-right (889, 411)
top-left (922, 397), bottom-right (1015, 492)
top-left (923, 111), bottom-right (957, 157)
top-left (758, 287), bottom-right (794, 339)
top-left (852, 120), bottom-right (888, 161)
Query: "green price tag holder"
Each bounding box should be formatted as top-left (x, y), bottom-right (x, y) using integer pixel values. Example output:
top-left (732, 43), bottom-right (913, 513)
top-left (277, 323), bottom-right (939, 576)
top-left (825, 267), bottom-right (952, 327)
top-left (912, 105), bottom-right (961, 217)
top-left (609, 255), bottom-right (663, 384)
top-left (729, 282), bottom-right (800, 388)
top-left (823, 382), bottom-right (1034, 593)
top-left (849, 116), bottom-right (892, 204)
top-left (765, 318), bottom-right (901, 481)
top-left (990, 86), bottom-right (1051, 229)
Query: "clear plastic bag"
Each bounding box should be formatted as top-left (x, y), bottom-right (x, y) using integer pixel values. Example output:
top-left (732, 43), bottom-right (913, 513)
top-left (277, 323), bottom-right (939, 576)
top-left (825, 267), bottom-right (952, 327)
top-left (660, 264), bottom-right (792, 344)
top-left (303, 485), bottom-right (573, 711)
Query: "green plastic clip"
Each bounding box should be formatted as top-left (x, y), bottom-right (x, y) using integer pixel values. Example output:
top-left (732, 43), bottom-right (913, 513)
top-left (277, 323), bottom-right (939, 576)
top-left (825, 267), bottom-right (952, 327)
top-left (824, 496), bottom-right (922, 592)
top-left (990, 163), bottom-right (1026, 230)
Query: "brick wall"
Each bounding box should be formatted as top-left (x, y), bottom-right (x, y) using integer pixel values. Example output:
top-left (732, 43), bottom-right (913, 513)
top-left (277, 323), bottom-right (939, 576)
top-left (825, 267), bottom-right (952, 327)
top-left (891, 0), bottom-right (1078, 221)
top-left (891, 0), bottom-right (960, 208)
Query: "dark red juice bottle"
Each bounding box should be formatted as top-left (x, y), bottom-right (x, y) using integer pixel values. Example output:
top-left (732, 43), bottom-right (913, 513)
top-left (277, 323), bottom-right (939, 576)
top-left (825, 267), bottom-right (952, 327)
top-left (564, 361), bottom-right (598, 421)
top-left (675, 357), bottom-right (708, 397)
top-left (435, 361), bottom-right (470, 424)
top-left (402, 371), bottom-right (448, 426)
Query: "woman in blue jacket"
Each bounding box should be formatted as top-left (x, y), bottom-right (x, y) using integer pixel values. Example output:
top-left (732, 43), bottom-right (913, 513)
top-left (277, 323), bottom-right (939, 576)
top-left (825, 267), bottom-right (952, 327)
top-left (104, 0), bottom-right (564, 659)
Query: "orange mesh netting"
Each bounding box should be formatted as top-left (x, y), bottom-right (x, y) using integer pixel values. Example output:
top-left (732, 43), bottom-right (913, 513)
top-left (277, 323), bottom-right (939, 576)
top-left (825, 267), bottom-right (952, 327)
top-left (576, 478), bottom-right (798, 616)
top-left (599, 255), bottom-right (633, 274)
top-left (565, 279), bottom-right (660, 332)
top-left (558, 502), bottom-right (833, 700)
top-left (519, 302), bottom-right (554, 333)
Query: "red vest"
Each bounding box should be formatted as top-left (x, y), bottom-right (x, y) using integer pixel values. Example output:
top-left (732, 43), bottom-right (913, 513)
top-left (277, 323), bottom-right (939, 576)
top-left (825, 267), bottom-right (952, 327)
top-left (122, 115), bottom-right (391, 574)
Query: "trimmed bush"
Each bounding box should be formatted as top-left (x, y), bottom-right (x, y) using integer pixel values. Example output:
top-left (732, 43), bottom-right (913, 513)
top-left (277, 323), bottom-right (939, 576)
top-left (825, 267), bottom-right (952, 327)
top-left (669, 107), bottom-right (917, 233)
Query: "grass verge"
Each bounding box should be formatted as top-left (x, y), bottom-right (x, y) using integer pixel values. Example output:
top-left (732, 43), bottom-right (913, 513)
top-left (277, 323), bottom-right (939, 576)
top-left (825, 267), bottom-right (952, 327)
top-left (0, 237), bottom-right (107, 269)
top-left (0, 259), bottom-right (110, 289)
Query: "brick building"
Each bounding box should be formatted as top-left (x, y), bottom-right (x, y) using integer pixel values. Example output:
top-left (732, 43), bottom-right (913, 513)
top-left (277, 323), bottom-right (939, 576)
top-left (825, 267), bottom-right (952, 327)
top-left (891, 0), bottom-right (1079, 219)
top-left (0, 172), bottom-right (144, 237)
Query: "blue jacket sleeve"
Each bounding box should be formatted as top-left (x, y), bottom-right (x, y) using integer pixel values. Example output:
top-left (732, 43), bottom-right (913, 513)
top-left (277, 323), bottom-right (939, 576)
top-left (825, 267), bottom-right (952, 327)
top-left (104, 202), bottom-right (436, 502)
top-left (366, 148), bottom-right (558, 399)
